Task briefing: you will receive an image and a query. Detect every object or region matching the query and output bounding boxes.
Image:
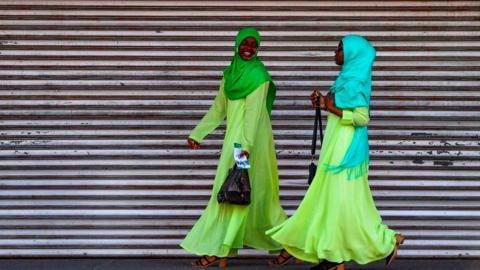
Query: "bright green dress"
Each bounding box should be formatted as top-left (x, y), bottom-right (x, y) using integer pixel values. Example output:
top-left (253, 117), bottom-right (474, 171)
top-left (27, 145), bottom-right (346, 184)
top-left (266, 107), bottom-right (397, 265)
top-left (181, 79), bottom-right (287, 257)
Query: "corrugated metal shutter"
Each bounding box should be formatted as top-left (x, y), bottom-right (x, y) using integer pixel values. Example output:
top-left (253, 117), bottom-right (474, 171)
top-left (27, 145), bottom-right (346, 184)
top-left (0, 0), bottom-right (478, 258)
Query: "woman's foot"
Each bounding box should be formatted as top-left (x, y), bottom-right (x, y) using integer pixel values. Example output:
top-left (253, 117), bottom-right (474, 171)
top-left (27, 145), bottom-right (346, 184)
top-left (386, 233), bottom-right (406, 266)
top-left (268, 249), bottom-right (300, 266)
top-left (310, 260), bottom-right (345, 270)
top-left (191, 255), bottom-right (227, 268)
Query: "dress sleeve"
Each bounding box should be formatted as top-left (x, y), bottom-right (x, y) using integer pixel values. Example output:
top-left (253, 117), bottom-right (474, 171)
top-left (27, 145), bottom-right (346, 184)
top-left (241, 81), bottom-right (269, 153)
top-left (341, 106), bottom-right (370, 127)
top-left (189, 80), bottom-right (228, 143)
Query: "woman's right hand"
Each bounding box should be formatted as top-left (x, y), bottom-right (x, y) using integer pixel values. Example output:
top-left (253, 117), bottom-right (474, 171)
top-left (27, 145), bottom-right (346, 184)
top-left (187, 137), bottom-right (201, 150)
top-left (310, 90), bottom-right (326, 110)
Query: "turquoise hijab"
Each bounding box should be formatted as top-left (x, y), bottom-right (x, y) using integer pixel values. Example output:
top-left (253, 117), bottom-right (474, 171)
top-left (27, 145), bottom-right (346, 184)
top-left (325, 35), bottom-right (376, 179)
top-left (223, 27), bottom-right (276, 117)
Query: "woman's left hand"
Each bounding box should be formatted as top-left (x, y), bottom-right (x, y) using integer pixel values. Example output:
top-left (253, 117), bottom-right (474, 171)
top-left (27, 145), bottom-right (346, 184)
top-left (239, 151), bottom-right (250, 160)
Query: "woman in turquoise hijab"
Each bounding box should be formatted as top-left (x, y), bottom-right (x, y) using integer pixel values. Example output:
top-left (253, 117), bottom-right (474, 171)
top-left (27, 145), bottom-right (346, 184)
top-left (266, 35), bottom-right (405, 270)
top-left (181, 27), bottom-right (287, 267)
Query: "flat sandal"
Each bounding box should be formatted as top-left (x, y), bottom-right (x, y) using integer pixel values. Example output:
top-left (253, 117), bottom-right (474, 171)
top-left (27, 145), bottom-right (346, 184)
top-left (268, 250), bottom-right (301, 266)
top-left (192, 255), bottom-right (228, 268)
top-left (386, 234), bottom-right (406, 266)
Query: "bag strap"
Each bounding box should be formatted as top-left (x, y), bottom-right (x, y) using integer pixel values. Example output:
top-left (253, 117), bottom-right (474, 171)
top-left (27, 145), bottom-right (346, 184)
top-left (311, 100), bottom-right (324, 159)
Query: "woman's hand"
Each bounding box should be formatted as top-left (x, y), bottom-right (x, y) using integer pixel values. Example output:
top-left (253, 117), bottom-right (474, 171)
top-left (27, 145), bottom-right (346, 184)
top-left (239, 151), bottom-right (250, 160)
top-left (324, 93), bottom-right (343, 117)
top-left (187, 137), bottom-right (201, 150)
top-left (325, 92), bottom-right (335, 111)
top-left (310, 90), bottom-right (326, 110)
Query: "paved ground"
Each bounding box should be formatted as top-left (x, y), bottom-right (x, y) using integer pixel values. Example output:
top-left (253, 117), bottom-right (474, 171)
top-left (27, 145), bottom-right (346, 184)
top-left (0, 259), bottom-right (478, 270)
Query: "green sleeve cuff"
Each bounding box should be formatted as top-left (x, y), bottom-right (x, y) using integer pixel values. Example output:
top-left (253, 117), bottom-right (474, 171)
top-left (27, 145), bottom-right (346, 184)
top-left (188, 133), bottom-right (203, 144)
top-left (341, 110), bottom-right (354, 125)
top-left (352, 107), bottom-right (370, 126)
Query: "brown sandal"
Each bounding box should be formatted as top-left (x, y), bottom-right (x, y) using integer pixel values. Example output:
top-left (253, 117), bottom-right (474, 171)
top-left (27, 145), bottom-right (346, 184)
top-left (386, 233), bottom-right (406, 266)
top-left (268, 250), bottom-right (302, 266)
top-left (192, 255), bottom-right (227, 268)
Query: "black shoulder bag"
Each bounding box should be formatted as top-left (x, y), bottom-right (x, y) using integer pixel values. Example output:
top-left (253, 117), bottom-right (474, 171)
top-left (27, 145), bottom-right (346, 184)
top-left (308, 104), bottom-right (324, 185)
top-left (217, 164), bottom-right (251, 205)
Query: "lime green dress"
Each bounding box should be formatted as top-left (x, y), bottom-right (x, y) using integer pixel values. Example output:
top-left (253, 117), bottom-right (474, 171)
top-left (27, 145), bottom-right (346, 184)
top-left (266, 107), bottom-right (397, 265)
top-left (181, 79), bottom-right (287, 257)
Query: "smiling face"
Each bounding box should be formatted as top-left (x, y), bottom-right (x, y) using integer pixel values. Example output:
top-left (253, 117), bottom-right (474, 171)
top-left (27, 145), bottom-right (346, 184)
top-left (335, 41), bottom-right (344, 66)
top-left (238, 37), bottom-right (258, 61)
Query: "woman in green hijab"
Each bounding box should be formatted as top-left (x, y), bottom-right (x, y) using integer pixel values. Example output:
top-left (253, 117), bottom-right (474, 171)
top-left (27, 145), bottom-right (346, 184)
top-left (181, 27), bottom-right (287, 267)
top-left (266, 35), bottom-right (405, 270)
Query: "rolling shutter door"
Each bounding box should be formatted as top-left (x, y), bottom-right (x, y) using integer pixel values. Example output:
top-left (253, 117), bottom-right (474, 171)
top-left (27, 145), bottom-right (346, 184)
top-left (0, 1), bottom-right (478, 257)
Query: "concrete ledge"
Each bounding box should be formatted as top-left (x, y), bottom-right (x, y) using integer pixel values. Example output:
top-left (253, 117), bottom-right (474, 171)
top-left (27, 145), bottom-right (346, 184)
top-left (0, 258), bottom-right (478, 270)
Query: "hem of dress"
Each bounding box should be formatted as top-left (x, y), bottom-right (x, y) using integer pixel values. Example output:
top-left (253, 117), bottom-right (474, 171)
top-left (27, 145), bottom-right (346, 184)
top-left (243, 242), bottom-right (283, 254)
top-left (180, 242), bottom-right (239, 258)
top-left (181, 241), bottom-right (283, 258)
top-left (267, 229), bottom-right (397, 265)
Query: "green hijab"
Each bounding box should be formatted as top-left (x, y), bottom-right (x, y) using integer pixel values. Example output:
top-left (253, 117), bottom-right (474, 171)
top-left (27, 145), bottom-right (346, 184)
top-left (223, 27), bottom-right (276, 117)
top-left (325, 35), bottom-right (376, 180)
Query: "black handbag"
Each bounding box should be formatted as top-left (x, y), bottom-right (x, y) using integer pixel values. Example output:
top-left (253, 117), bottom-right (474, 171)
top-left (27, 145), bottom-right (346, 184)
top-left (308, 104), bottom-right (324, 185)
top-left (217, 164), bottom-right (251, 205)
